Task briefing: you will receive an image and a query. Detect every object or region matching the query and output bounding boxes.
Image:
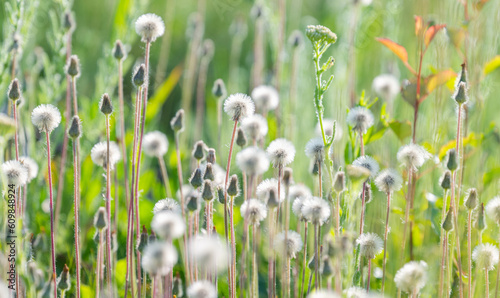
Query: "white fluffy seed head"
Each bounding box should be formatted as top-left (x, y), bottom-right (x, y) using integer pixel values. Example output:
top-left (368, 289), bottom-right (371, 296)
top-left (356, 233), bottom-right (383, 259)
top-left (135, 13), bottom-right (165, 42)
top-left (292, 196), bottom-right (308, 221)
top-left (472, 243), bottom-right (499, 271)
top-left (302, 196), bottom-right (330, 225)
top-left (346, 106), bottom-right (374, 134)
top-left (251, 85), bottom-right (279, 112)
top-left (1, 160), bottom-right (28, 187)
top-left (151, 211), bottom-right (185, 240)
top-left (90, 141), bottom-right (121, 169)
top-left (375, 168), bottom-right (403, 193)
top-left (153, 198), bottom-right (181, 215)
top-left (275, 230), bottom-right (303, 259)
top-left (143, 131), bottom-right (168, 157)
top-left (19, 156), bottom-right (38, 182)
top-left (141, 241), bottom-right (178, 276)
top-left (241, 114), bottom-right (268, 142)
top-left (307, 289), bottom-right (340, 298)
top-left (344, 286), bottom-right (368, 298)
top-left (315, 119), bottom-right (343, 141)
top-left (188, 236), bottom-right (228, 273)
top-left (256, 178), bottom-right (285, 205)
top-left (289, 184), bottom-right (312, 202)
top-left (31, 104), bottom-right (61, 133)
top-left (305, 138), bottom-right (325, 163)
top-left (224, 93), bottom-right (255, 121)
top-left (236, 146), bottom-right (269, 176)
top-left (187, 280), bottom-right (217, 298)
top-left (486, 197), bottom-right (500, 225)
top-left (372, 74), bottom-right (400, 102)
top-left (266, 138), bottom-right (296, 167)
top-left (397, 143), bottom-right (431, 171)
top-left (352, 156), bottom-right (379, 178)
top-left (394, 261), bottom-right (428, 294)
top-left (240, 198), bottom-right (268, 225)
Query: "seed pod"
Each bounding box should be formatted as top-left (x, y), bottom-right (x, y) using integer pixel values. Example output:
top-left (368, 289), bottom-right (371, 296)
top-left (99, 93), bottom-right (113, 115)
top-left (333, 171), bottom-right (346, 193)
top-left (133, 64), bottom-right (146, 87)
top-left (310, 160), bottom-right (319, 175)
top-left (8, 79), bottom-right (21, 101)
top-left (66, 55), bottom-right (80, 77)
top-left (149, 230), bottom-right (157, 243)
top-left (203, 163), bottom-right (215, 181)
top-left (192, 141), bottom-right (205, 161)
top-left (440, 171), bottom-right (451, 190)
top-left (236, 128), bottom-right (247, 147)
top-left (68, 116), bottom-right (82, 139)
top-left (57, 264), bottom-right (71, 291)
top-left (173, 274), bottom-right (183, 297)
top-left (320, 257), bottom-right (334, 276)
top-left (207, 148), bottom-right (216, 164)
top-left (63, 11), bottom-right (75, 32)
top-left (442, 209), bottom-right (454, 232)
top-left (171, 109), bottom-right (185, 132)
top-left (446, 149), bottom-right (458, 172)
top-left (227, 175), bottom-right (240, 197)
top-left (201, 180), bottom-right (214, 201)
top-left (464, 188), bottom-right (478, 210)
top-left (187, 195), bottom-right (200, 212)
top-left (217, 186), bottom-right (225, 204)
top-left (93, 207), bottom-right (107, 230)
top-left (190, 168), bottom-right (203, 188)
top-left (113, 40), bottom-right (126, 60)
top-left (453, 82), bottom-right (468, 104)
top-left (93, 231), bottom-right (100, 244)
top-left (267, 189), bottom-right (280, 208)
top-left (283, 167), bottom-right (293, 187)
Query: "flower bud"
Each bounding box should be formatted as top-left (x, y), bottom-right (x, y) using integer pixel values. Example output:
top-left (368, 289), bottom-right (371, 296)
top-left (63, 11), bottom-right (75, 32)
top-left (8, 79), bottom-right (21, 101)
top-left (201, 180), bottom-right (214, 201)
top-left (186, 195), bottom-right (199, 212)
top-left (133, 64), bottom-right (146, 87)
top-left (283, 167), bottom-right (293, 187)
top-left (475, 203), bottom-right (487, 232)
top-left (192, 141), bottom-right (205, 161)
top-left (464, 188), bottom-right (478, 210)
top-left (170, 109), bottom-right (185, 132)
top-left (236, 128), bottom-right (247, 147)
top-left (212, 79), bottom-right (227, 98)
top-left (190, 168), bottom-right (203, 188)
top-left (267, 189), bottom-right (280, 208)
top-left (453, 82), bottom-right (468, 105)
top-left (99, 93), bottom-right (113, 115)
top-left (333, 171), bottom-right (346, 193)
top-left (57, 264), bottom-right (71, 291)
top-left (442, 209), bottom-right (454, 232)
top-left (173, 274), bottom-right (184, 297)
top-left (227, 175), bottom-right (239, 197)
top-left (93, 207), bottom-right (107, 230)
top-left (137, 226), bottom-right (149, 253)
top-left (320, 257), bottom-right (334, 276)
top-left (66, 55), bottom-right (80, 78)
top-left (207, 148), bottom-right (216, 164)
top-left (217, 186), bottom-right (225, 204)
top-left (446, 149), bottom-right (458, 171)
top-left (113, 40), bottom-right (126, 60)
top-left (203, 163), bottom-right (215, 181)
top-left (68, 116), bottom-right (82, 139)
top-left (440, 171), bottom-right (451, 190)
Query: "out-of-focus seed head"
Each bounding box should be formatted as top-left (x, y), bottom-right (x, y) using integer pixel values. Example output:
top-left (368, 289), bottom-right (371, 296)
top-left (372, 74), bottom-right (400, 102)
top-left (290, 198), bottom-right (307, 221)
top-left (227, 175), bottom-right (240, 197)
top-left (8, 79), bottom-right (21, 101)
top-left (356, 232), bottom-right (383, 259)
top-left (333, 171), bottom-right (346, 193)
top-left (256, 178), bottom-right (285, 205)
top-left (236, 146), bottom-right (269, 176)
top-left (66, 55), bottom-right (80, 78)
top-left (283, 167), bottom-right (293, 187)
top-left (374, 168), bottom-right (403, 194)
top-left (141, 241), bottom-right (178, 276)
top-left (394, 261), bottom-right (428, 294)
top-left (192, 141), bottom-right (206, 161)
top-left (149, 230), bottom-right (157, 243)
top-left (236, 127), bottom-right (248, 147)
top-left (352, 155), bottom-right (379, 178)
top-left (475, 203), bottom-right (487, 231)
top-left (305, 25), bottom-right (337, 44)
top-left (173, 274), bottom-right (183, 297)
top-left (289, 30), bottom-right (303, 48)
top-left (473, 243), bottom-right (499, 271)
top-left (56, 264), bottom-right (71, 291)
top-left (486, 197), bottom-right (500, 225)
top-left (137, 226), bottom-right (149, 253)
top-left (190, 168), bottom-right (203, 188)
top-left (241, 114), bottom-right (268, 142)
top-left (93, 207), bottom-right (107, 230)
top-left (320, 256), bottom-right (334, 276)
top-left (68, 116), bottom-right (82, 139)
top-left (241, 198), bottom-right (268, 225)
top-left (445, 148), bottom-right (458, 171)
top-left (143, 131), bottom-right (169, 157)
top-left (113, 40), bottom-right (126, 60)
top-left (397, 143), bottom-right (432, 171)
top-left (63, 11), bottom-right (75, 32)
top-left (2, 160), bottom-right (28, 187)
top-left (203, 163), bottom-right (215, 181)
top-left (305, 138), bottom-right (325, 165)
top-left (251, 85), bottom-right (280, 112)
top-left (135, 13), bottom-right (165, 43)
top-left (99, 93), bottom-right (113, 115)
top-left (19, 157), bottom-right (38, 183)
top-left (274, 230), bottom-right (303, 259)
top-left (267, 138), bottom-right (296, 168)
top-left (153, 198), bottom-right (181, 215)
top-left (187, 280), bottom-right (217, 298)
top-left (464, 188), bottom-right (478, 210)
top-left (212, 79), bottom-right (227, 98)
top-left (442, 209), bottom-right (454, 232)
top-left (440, 171), bottom-right (451, 190)
top-left (133, 64), bottom-right (146, 87)
top-left (250, 3), bottom-right (264, 19)
top-left (90, 141), bottom-right (121, 169)
top-left (302, 196), bottom-right (330, 225)
top-left (207, 148), bottom-right (216, 164)
top-left (347, 106), bottom-right (374, 134)
top-left (201, 180), bottom-right (214, 201)
top-left (170, 109), bottom-right (185, 132)
top-left (151, 212), bottom-right (186, 240)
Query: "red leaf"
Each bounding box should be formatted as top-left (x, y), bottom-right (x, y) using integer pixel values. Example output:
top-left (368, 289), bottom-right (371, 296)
top-left (376, 37), bottom-right (408, 63)
top-left (414, 16), bottom-right (424, 36)
top-left (424, 24), bottom-right (446, 47)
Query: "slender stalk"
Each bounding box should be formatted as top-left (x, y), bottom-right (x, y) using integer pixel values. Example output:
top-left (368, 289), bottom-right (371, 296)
top-left (154, 0), bottom-right (175, 85)
top-left (300, 222), bottom-right (308, 298)
top-left (96, 231), bottom-right (103, 297)
top-left (496, 233), bottom-right (500, 298)
top-left (252, 224), bottom-right (258, 298)
top-left (230, 196), bottom-right (237, 298)
top-left (314, 223), bottom-right (319, 290)
top-left (401, 167), bottom-right (414, 261)
top-left (194, 49), bottom-right (211, 141)
top-left (335, 192), bottom-right (341, 235)
top-left (105, 115), bottom-right (113, 295)
top-left (117, 57), bottom-right (130, 210)
top-left (158, 157), bottom-right (172, 197)
top-left (487, 270), bottom-right (490, 298)
top-left (467, 209), bottom-right (472, 298)
top-left (381, 191), bottom-right (391, 293)
top-left (72, 137), bottom-right (81, 298)
top-left (439, 189), bottom-right (449, 298)
top-left (366, 259), bottom-right (372, 292)
top-left (45, 131), bottom-right (58, 298)
top-left (359, 182), bottom-right (367, 236)
top-left (268, 209), bottom-right (276, 298)
top-left (251, 15), bottom-right (264, 88)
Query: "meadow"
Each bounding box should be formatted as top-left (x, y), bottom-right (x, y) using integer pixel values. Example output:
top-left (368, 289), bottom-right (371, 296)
top-left (1, 0), bottom-right (500, 297)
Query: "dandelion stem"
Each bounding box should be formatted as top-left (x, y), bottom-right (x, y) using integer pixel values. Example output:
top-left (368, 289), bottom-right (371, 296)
top-left (467, 209), bottom-right (472, 298)
top-left (72, 136), bottom-right (81, 298)
top-left (314, 223), bottom-right (319, 290)
top-left (495, 233), bottom-right (500, 298)
top-left (230, 196), bottom-right (237, 298)
top-left (401, 167), bottom-right (414, 262)
top-left (158, 156), bottom-right (172, 197)
top-left (366, 258), bottom-right (371, 292)
top-left (252, 224), bottom-right (258, 298)
top-left (105, 115), bottom-right (113, 295)
top-left (45, 131), bottom-right (58, 298)
top-left (487, 269), bottom-right (490, 298)
top-left (300, 222), bottom-right (308, 298)
top-left (382, 191), bottom-right (391, 293)
top-left (117, 56), bottom-right (130, 210)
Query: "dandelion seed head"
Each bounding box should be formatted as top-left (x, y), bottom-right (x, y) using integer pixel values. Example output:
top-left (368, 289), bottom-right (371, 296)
top-left (256, 178), bottom-right (285, 205)
top-left (289, 184), bottom-right (312, 202)
top-left (352, 155), bottom-right (379, 178)
top-left (397, 143), bottom-right (431, 171)
top-left (372, 74), bottom-right (400, 102)
top-left (135, 13), bottom-right (165, 42)
top-left (241, 114), bottom-right (268, 142)
top-left (344, 286), bottom-right (368, 298)
top-left (292, 196), bottom-right (308, 221)
top-left (305, 137), bottom-right (325, 163)
top-left (224, 93), bottom-right (255, 121)
top-left (236, 146), bottom-right (269, 176)
top-left (151, 212), bottom-right (185, 240)
top-left (267, 138), bottom-right (296, 167)
top-left (346, 106), bottom-right (374, 134)
top-left (241, 198), bottom-right (268, 225)
top-left (187, 280), bottom-right (217, 298)
top-left (307, 289), bottom-right (340, 298)
top-left (141, 241), bottom-right (178, 276)
top-left (356, 233), bottom-right (383, 259)
top-left (1, 160), bottom-right (28, 187)
top-left (19, 156), bottom-right (38, 182)
top-left (251, 85), bottom-right (279, 112)
top-left (188, 236), bottom-right (228, 272)
top-left (472, 243), bottom-right (499, 271)
top-left (394, 261), bottom-right (428, 294)
top-left (375, 169), bottom-right (403, 193)
top-left (143, 131), bottom-right (168, 157)
top-left (31, 104), bottom-right (61, 133)
top-left (153, 198), bottom-right (181, 215)
top-left (90, 141), bottom-right (121, 169)
top-left (486, 197), bottom-right (500, 225)
top-left (275, 230), bottom-right (303, 259)
top-left (302, 196), bottom-right (330, 225)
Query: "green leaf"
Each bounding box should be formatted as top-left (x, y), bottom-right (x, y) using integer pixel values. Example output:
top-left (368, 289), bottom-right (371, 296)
top-left (146, 65), bottom-right (183, 121)
top-left (484, 55), bottom-right (500, 75)
top-left (81, 285), bottom-right (94, 298)
top-left (365, 125), bottom-right (387, 145)
top-left (389, 120), bottom-right (412, 141)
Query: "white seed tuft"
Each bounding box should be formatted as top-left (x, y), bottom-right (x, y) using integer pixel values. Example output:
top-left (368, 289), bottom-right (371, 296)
top-left (256, 178), bottom-right (285, 204)
top-left (151, 211), bottom-right (185, 240)
top-left (19, 156), bottom-right (38, 182)
top-left (486, 197), bottom-right (500, 225)
top-left (143, 131), bottom-right (169, 157)
top-left (302, 196), bottom-right (330, 225)
top-left (374, 168), bottom-right (403, 193)
top-left (356, 233), bottom-right (383, 259)
top-left (251, 85), bottom-right (279, 112)
top-left (90, 141), bottom-right (121, 169)
top-left (240, 198), bottom-right (268, 225)
top-left (31, 104), bottom-right (61, 133)
top-left (307, 289), bottom-right (340, 298)
top-left (153, 198), bottom-right (181, 215)
top-left (141, 241), bottom-right (178, 276)
top-left (224, 93), bottom-right (255, 121)
top-left (472, 243), bottom-right (499, 271)
top-left (315, 118), bottom-right (343, 141)
top-left (305, 137), bottom-right (325, 163)
top-left (394, 261), bottom-right (428, 294)
top-left (352, 155), bottom-right (379, 178)
top-left (187, 280), bottom-right (217, 298)
top-left (346, 106), bottom-right (374, 134)
top-left (397, 143), bottom-right (431, 171)
top-left (188, 236), bottom-right (228, 273)
top-left (266, 138), bottom-right (296, 167)
top-left (1, 160), bottom-right (28, 187)
top-left (372, 74), bottom-right (400, 102)
top-left (241, 114), bottom-right (268, 142)
top-left (275, 230), bottom-right (303, 259)
top-left (236, 146), bottom-right (269, 176)
top-left (135, 13), bottom-right (165, 42)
